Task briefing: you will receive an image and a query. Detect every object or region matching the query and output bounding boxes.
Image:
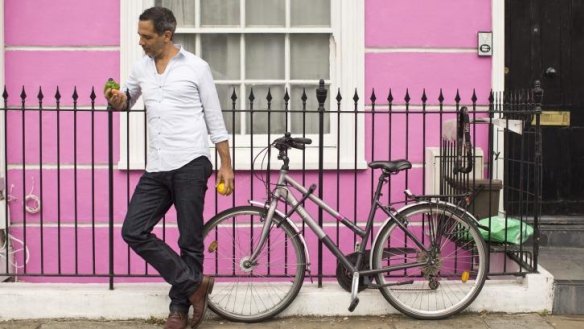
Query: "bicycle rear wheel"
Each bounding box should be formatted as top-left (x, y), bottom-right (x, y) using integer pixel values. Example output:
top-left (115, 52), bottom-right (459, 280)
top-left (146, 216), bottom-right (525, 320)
top-left (372, 203), bottom-right (488, 319)
top-left (203, 206), bottom-right (306, 322)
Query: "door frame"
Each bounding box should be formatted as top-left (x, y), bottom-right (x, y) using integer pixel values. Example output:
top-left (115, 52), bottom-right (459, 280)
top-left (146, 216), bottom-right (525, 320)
top-left (493, 0), bottom-right (505, 93)
top-left (492, 0), bottom-right (506, 212)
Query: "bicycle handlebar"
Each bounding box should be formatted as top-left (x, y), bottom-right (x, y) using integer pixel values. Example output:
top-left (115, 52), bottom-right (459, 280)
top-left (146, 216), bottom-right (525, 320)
top-left (272, 132), bottom-right (312, 151)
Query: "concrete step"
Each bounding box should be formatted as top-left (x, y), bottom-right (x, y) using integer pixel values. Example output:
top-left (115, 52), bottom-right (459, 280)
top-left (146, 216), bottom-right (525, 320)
top-left (553, 280), bottom-right (584, 315)
top-left (534, 216), bottom-right (584, 248)
top-left (538, 247), bottom-right (584, 315)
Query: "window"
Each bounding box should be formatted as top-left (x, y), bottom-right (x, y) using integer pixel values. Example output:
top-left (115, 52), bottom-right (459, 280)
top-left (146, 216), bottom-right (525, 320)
top-left (119, 0), bottom-right (365, 170)
top-left (160, 0), bottom-right (331, 137)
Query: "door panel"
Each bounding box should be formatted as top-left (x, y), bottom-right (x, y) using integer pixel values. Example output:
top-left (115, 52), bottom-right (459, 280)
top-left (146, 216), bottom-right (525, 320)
top-left (506, 0), bottom-right (584, 214)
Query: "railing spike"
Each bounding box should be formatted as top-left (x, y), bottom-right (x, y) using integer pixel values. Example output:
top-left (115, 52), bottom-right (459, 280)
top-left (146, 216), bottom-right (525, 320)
top-left (37, 86), bottom-right (44, 101)
top-left (353, 88), bottom-right (359, 103)
top-left (370, 89), bottom-right (376, 104)
top-left (336, 88), bottom-right (342, 103)
top-left (90, 87), bottom-right (97, 101)
top-left (20, 86), bottom-right (27, 100)
top-left (438, 89), bottom-right (444, 103)
top-left (72, 86), bottom-right (79, 101)
top-left (387, 89), bottom-right (393, 103)
top-left (404, 88), bottom-right (410, 103)
top-left (421, 89), bottom-right (427, 103)
top-left (455, 89), bottom-right (461, 103)
top-left (231, 88), bottom-right (238, 102)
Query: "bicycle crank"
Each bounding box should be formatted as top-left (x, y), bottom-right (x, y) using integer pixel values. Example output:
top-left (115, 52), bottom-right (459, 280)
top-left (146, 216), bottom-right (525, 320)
top-left (335, 251), bottom-right (372, 292)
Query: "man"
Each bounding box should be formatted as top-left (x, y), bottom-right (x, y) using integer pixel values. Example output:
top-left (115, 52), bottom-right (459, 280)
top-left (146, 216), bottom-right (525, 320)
top-left (104, 7), bottom-right (234, 329)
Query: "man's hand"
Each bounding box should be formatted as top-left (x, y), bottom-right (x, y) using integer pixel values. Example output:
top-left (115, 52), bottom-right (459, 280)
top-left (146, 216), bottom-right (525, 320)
top-left (216, 165), bottom-right (234, 195)
top-left (216, 141), bottom-right (234, 195)
top-left (104, 88), bottom-right (127, 111)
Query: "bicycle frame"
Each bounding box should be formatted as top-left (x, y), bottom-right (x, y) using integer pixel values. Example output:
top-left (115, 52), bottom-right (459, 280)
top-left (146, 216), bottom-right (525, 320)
top-left (248, 167), bottom-right (431, 281)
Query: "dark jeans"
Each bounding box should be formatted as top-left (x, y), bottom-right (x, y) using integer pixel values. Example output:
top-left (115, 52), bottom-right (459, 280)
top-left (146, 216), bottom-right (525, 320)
top-left (122, 156), bottom-right (212, 313)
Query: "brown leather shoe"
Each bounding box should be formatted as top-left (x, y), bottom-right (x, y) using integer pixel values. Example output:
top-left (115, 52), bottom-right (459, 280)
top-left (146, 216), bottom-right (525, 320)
top-left (189, 276), bottom-right (215, 329)
top-left (164, 311), bottom-right (188, 329)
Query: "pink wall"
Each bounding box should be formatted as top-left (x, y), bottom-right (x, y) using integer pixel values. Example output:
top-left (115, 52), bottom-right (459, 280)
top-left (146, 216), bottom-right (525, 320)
top-left (4, 0), bottom-right (120, 106)
top-left (4, 51), bottom-right (118, 107)
top-left (366, 0), bottom-right (491, 48)
top-left (5, 0), bottom-right (120, 46)
top-left (365, 0), bottom-right (492, 105)
top-left (365, 53), bottom-right (492, 105)
top-left (3, 0), bottom-right (494, 282)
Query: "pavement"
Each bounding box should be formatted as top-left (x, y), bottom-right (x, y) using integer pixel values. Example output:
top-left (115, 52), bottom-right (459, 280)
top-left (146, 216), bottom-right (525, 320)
top-left (0, 314), bottom-right (583, 329)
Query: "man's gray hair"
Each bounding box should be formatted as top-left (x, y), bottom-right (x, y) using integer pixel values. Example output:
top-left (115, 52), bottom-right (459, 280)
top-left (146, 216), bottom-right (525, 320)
top-left (139, 7), bottom-right (177, 39)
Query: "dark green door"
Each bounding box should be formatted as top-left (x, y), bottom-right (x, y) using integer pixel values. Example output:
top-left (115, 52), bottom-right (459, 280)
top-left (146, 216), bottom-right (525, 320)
top-left (506, 0), bottom-right (584, 214)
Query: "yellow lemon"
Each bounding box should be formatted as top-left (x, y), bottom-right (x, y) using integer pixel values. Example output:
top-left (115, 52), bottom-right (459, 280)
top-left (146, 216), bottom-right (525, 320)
top-left (461, 271), bottom-right (470, 283)
top-left (208, 240), bottom-right (218, 253)
top-left (216, 182), bottom-right (228, 195)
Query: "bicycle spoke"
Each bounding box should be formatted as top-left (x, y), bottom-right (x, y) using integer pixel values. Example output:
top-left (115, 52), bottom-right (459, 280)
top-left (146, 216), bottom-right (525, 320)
top-left (373, 203), bottom-right (487, 319)
top-left (203, 206), bottom-right (306, 322)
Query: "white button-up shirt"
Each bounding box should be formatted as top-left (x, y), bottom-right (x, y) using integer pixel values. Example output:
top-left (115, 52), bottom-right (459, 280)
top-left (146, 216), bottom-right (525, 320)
top-left (124, 45), bottom-right (228, 172)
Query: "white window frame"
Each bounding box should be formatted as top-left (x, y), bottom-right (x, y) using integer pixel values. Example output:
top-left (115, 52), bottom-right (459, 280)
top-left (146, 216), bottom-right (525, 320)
top-left (119, 0), bottom-right (365, 170)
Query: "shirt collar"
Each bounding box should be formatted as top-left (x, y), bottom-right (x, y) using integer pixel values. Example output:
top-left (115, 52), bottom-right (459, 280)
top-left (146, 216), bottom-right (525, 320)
top-left (148, 44), bottom-right (185, 61)
top-left (175, 44), bottom-right (187, 58)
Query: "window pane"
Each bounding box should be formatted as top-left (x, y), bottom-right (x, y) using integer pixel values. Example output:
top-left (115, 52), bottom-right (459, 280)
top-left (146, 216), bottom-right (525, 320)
top-left (290, 34), bottom-right (330, 80)
top-left (290, 85), bottom-right (329, 134)
top-left (173, 34), bottom-right (197, 53)
top-left (291, 0), bottom-right (330, 27)
top-left (246, 0), bottom-right (285, 27)
top-left (155, 0), bottom-right (196, 27)
top-left (201, 0), bottom-right (240, 26)
top-left (246, 85), bottom-right (286, 134)
top-left (217, 85), bottom-right (241, 134)
top-left (201, 34), bottom-right (241, 80)
top-left (246, 35), bottom-right (285, 79)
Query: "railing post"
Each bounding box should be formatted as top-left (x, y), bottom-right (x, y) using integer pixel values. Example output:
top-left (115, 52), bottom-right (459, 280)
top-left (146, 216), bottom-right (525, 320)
top-left (316, 79), bottom-right (327, 288)
top-left (532, 80), bottom-right (543, 272)
top-left (107, 102), bottom-right (114, 290)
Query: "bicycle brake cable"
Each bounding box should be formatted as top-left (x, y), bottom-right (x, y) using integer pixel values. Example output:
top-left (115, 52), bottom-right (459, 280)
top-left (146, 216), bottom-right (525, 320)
top-left (252, 145), bottom-right (271, 200)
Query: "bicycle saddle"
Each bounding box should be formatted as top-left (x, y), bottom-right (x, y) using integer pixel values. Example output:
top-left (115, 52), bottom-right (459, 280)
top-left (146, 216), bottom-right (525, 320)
top-left (368, 160), bottom-right (412, 173)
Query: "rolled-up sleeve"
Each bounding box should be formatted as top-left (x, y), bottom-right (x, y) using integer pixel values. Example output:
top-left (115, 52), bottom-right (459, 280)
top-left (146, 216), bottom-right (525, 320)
top-left (123, 62), bottom-right (142, 110)
top-left (199, 63), bottom-right (229, 144)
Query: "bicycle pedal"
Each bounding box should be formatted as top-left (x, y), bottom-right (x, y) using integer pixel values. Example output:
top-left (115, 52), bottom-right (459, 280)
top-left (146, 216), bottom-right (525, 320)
top-left (348, 297), bottom-right (360, 312)
top-left (306, 268), bottom-right (314, 284)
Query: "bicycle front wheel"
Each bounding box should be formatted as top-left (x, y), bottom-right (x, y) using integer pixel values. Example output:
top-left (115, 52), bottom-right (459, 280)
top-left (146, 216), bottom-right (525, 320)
top-left (203, 206), bottom-right (306, 322)
top-left (372, 203), bottom-right (488, 319)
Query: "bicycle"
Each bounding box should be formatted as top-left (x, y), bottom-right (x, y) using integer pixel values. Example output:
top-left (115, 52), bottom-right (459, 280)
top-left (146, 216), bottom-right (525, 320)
top-left (203, 118), bottom-right (488, 322)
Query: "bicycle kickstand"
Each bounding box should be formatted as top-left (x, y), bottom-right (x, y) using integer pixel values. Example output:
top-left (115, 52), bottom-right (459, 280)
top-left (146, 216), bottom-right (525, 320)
top-left (348, 271), bottom-right (360, 312)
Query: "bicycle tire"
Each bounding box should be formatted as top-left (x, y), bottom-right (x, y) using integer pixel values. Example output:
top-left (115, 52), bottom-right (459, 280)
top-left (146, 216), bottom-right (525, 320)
top-left (203, 206), bottom-right (306, 322)
top-left (371, 202), bottom-right (488, 319)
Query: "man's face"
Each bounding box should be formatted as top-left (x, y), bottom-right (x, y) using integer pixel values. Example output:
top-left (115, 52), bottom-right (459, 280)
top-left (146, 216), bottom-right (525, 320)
top-left (138, 20), bottom-right (170, 58)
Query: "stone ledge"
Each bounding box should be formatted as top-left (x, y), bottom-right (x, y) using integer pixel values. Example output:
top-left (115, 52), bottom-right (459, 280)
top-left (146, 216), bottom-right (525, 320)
top-left (0, 268), bottom-right (554, 320)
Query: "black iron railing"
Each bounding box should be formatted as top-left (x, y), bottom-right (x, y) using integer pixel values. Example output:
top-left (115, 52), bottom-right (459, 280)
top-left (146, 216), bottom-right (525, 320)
top-left (0, 81), bottom-right (542, 287)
